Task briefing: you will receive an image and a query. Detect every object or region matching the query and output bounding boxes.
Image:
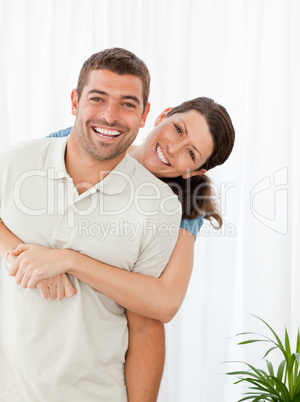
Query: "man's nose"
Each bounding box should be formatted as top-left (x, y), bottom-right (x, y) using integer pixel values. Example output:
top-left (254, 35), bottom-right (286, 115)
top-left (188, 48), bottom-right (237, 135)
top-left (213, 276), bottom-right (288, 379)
top-left (99, 102), bottom-right (120, 125)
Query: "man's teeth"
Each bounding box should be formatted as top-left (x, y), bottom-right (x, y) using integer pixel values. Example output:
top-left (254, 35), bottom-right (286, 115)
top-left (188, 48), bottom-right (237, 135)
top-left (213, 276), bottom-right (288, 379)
top-left (94, 127), bottom-right (122, 137)
top-left (156, 145), bottom-right (170, 165)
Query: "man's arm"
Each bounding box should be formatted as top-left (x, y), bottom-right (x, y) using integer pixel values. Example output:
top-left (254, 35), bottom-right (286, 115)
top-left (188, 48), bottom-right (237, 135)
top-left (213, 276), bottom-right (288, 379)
top-left (125, 310), bottom-right (165, 402)
top-left (0, 220), bottom-right (76, 299)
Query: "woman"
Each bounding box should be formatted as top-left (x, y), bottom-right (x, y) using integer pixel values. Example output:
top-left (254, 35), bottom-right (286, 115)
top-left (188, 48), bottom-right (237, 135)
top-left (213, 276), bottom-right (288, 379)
top-left (1, 97), bottom-right (235, 323)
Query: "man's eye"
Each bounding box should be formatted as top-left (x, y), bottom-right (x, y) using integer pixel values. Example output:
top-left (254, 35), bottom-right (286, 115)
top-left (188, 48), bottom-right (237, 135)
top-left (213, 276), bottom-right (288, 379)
top-left (124, 102), bottom-right (135, 108)
top-left (188, 149), bottom-right (195, 161)
top-left (174, 125), bottom-right (182, 134)
top-left (91, 97), bottom-right (103, 102)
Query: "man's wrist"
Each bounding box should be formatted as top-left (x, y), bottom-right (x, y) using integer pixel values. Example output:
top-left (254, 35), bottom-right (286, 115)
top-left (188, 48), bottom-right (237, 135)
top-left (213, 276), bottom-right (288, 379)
top-left (65, 249), bottom-right (79, 276)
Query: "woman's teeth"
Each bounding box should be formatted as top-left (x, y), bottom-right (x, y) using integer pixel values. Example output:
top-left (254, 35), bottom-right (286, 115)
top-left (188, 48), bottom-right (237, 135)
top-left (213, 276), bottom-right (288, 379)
top-left (156, 145), bottom-right (170, 165)
top-left (93, 127), bottom-right (122, 138)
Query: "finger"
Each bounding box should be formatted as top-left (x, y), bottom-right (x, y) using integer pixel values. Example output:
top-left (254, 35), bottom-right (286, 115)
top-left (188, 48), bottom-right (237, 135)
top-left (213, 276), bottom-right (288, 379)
top-left (20, 263), bottom-right (36, 288)
top-left (48, 279), bottom-right (57, 300)
top-left (20, 271), bottom-right (31, 288)
top-left (10, 244), bottom-right (29, 256)
top-left (14, 262), bottom-right (26, 285)
top-left (7, 258), bottom-right (21, 277)
top-left (63, 276), bottom-right (77, 298)
top-left (56, 279), bottom-right (65, 301)
top-left (36, 281), bottom-right (50, 299)
top-left (27, 273), bottom-right (42, 289)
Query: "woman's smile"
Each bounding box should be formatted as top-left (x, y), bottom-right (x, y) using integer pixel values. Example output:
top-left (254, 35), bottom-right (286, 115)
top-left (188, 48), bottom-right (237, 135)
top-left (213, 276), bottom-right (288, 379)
top-left (156, 144), bottom-right (171, 166)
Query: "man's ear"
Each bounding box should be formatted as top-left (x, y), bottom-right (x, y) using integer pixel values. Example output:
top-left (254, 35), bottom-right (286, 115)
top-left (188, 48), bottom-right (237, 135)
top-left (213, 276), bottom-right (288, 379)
top-left (71, 89), bottom-right (79, 116)
top-left (154, 107), bottom-right (173, 127)
top-left (140, 102), bottom-right (151, 128)
top-left (181, 169), bottom-right (207, 179)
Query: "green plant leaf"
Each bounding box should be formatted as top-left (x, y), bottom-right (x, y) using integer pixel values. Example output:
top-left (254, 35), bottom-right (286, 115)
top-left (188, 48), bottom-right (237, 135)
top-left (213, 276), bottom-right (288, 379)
top-left (293, 372), bottom-right (300, 394)
top-left (252, 315), bottom-right (284, 351)
top-left (264, 346), bottom-right (280, 360)
top-left (286, 328), bottom-right (292, 359)
top-left (227, 316), bottom-right (300, 402)
top-left (294, 354), bottom-right (300, 386)
top-left (238, 340), bottom-right (272, 346)
top-left (267, 360), bottom-right (275, 377)
top-left (277, 359), bottom-right (286, 382)
top-left (296, 331), bottom-right (300, 355)
top-left (292, 391), bottom-right (300, 401)
top-left (237, 393), bottom-right (282, 402)
top-left (270, 376), bottom-right (291, 401)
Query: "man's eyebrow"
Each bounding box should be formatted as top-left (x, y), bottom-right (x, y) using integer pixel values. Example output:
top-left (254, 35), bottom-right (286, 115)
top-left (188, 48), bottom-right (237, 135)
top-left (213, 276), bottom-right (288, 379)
top-left (120, 95), bottom-right (141, 105)
top-left (179, 118), bottom-right (203, 161)
top-left (87, 90), bottom-right (107, 96)
top-left (87, 90), bottom-right (141, 105)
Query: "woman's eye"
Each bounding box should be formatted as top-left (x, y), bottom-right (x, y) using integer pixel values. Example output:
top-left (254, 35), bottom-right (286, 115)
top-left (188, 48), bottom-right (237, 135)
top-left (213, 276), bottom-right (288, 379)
top-left (174, 125), bottom-right (182, 135)
top-left (188, 149), bottom-right (195, 161)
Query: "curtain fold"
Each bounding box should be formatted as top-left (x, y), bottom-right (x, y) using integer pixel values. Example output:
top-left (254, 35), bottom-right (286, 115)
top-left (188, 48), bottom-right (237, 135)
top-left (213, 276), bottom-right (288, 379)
top-left (1, 1), bottom-right (299, 400)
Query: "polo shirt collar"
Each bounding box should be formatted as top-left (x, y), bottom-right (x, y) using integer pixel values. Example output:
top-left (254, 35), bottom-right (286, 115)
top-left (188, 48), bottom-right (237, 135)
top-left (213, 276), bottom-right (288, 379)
top-left (96, 155), bottom-right (136, 195)
top-left (45, 137), bottom-right (136, 195)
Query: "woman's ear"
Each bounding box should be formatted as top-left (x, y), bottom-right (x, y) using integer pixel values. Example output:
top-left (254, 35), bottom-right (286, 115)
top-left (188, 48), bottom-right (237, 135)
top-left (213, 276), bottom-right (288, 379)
top-left (154, 107), bottom-right (173, 127)
top-left (181, 169), bottom-right (207, 179)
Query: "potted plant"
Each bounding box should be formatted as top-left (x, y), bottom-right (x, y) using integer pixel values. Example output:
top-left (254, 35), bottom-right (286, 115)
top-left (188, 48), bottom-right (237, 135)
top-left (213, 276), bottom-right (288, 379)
top-left (227, 315), bottom-right (300, 401)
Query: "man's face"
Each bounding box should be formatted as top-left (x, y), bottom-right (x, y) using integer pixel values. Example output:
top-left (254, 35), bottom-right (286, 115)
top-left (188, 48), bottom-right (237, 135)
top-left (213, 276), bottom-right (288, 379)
top-left (71, 69), bottom-right (150, 163)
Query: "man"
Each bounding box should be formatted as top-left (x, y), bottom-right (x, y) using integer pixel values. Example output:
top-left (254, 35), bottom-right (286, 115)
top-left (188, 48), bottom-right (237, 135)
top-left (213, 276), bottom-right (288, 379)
top-left (0, 48), bottom-right (181, 401)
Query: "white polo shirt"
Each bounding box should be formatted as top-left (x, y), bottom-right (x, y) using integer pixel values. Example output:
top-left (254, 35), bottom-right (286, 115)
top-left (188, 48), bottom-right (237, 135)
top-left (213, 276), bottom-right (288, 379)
top-left (0, 137), bottom-right (181, 402)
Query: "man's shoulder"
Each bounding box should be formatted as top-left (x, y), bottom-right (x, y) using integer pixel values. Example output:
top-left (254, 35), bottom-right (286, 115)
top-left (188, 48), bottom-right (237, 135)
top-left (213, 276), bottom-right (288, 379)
top-left (125, 155), bottom-right (182, 221)
top-left (1, 138), bottom-right (56, 155)
top-left (128, 156), bottom-right (177, 197)
top-left (0, 138), bottom-right (67, 171)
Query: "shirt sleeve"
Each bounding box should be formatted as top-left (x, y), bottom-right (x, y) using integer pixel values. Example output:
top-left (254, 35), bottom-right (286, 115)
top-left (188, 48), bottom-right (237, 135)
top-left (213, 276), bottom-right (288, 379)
top-left (180, 215), bottom-right (204, 240)
top-left (47, 127), bottom-right (72, 138)
top-left (131, 195), bottom-right (182, 278)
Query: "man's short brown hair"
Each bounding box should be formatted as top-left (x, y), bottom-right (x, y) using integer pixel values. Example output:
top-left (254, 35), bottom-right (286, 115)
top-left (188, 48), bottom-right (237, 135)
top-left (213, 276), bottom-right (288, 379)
top-left (76, 48), bottom-right (150, 110)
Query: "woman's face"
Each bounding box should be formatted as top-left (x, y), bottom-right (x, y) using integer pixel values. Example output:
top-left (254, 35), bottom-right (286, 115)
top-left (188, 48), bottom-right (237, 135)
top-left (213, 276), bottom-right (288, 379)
top-left (140, 109), bottom-right (214, 178)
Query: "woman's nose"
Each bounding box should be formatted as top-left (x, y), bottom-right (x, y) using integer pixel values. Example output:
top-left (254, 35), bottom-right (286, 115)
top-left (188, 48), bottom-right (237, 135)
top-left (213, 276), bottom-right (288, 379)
top-left (167, 140), bottom-right (182, 156)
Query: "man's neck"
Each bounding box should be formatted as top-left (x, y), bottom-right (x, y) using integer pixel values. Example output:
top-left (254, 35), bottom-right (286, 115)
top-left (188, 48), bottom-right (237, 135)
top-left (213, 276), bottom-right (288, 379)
top-left (65, 134), bottom-right (126, 195)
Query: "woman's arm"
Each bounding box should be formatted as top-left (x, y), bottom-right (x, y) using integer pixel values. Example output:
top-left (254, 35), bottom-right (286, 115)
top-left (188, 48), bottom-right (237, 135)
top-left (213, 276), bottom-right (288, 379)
top-left (0, 219), bottom-right (76, 300)
top-left (9, 228), bottom-right (196, 323)
top-left (69, 228), bottom-right (195, 323)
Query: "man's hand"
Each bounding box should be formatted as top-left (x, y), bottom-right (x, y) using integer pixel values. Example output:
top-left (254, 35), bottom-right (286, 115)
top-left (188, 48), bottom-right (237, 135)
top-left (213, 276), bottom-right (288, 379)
top-left (8, 244), bottom-right (73, 288)
top-left (36, 274), bottom-right (77, 301)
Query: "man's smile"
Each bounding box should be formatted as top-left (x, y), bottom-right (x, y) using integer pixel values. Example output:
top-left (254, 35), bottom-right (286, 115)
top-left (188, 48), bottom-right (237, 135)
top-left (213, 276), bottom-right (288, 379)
top-left (92, 126), bottom-right (123, 139)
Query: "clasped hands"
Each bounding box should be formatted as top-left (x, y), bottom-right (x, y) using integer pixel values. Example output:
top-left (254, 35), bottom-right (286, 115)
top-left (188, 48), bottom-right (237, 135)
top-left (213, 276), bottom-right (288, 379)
top-left (7, 244), bottom-right (76, 300)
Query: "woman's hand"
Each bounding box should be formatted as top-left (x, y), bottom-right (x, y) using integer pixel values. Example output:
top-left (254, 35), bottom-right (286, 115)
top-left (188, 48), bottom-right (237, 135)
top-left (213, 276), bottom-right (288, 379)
top-left (36, 274), bottom-right (77, 301)
top-left (8, 244), bottom-right (73, 289)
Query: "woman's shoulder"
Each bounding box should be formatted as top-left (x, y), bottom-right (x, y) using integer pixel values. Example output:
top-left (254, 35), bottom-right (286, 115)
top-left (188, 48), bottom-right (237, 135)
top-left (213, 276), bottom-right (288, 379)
top-left (47, 127), bottom-right (72, 138)
top-left (180, 215), bottom-right (204, 239)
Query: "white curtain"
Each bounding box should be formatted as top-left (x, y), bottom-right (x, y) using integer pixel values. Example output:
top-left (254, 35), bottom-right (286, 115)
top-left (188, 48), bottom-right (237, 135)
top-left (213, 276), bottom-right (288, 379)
top-left (1, 1), bottom-right (299, 401)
